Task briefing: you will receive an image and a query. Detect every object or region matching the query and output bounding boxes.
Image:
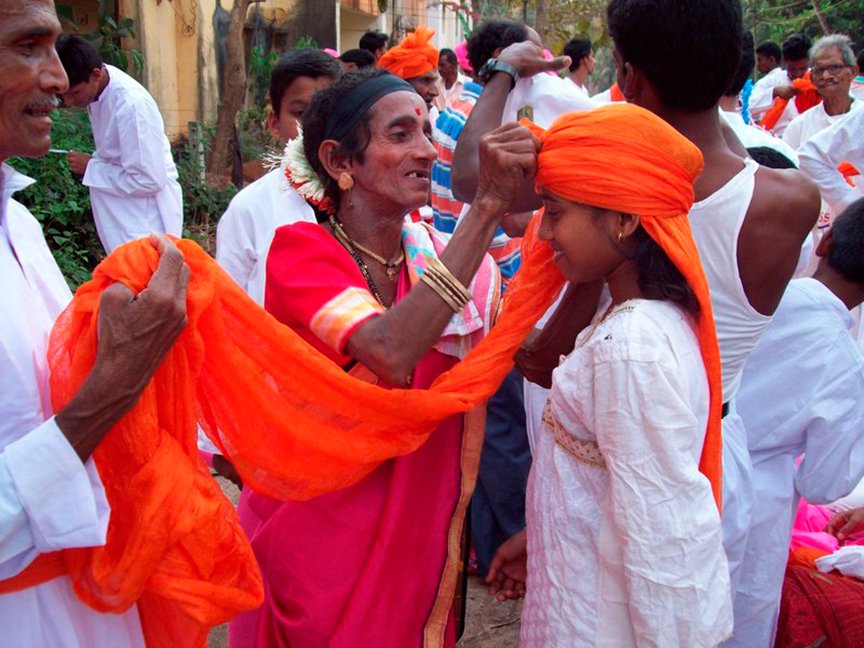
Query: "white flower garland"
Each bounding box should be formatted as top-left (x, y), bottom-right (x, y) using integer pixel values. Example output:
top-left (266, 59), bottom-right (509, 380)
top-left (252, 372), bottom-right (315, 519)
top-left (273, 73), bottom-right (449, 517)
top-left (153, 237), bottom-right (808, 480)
top-left (282, 127), bottom-right (332, 212)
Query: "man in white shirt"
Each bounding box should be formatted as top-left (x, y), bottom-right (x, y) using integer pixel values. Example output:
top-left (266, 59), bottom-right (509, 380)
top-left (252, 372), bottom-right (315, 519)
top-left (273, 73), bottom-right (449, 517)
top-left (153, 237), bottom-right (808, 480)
top-left (434, 48), bottom-right (468, 112)
top-left (756, 41), bottom-right (782, 76)
top-left (57, 34), bottom-right (183, 253)
top-left (216, 49), bottom-right (341, 305)
top-left (562, 37), bottom-right (594, 97)
top-left (783, 34), bottom-right (859, 150)
top-left (749, 33), bottom-right (813, 135)
top-left (730, 198), bottom-right (864, 648)
top-left (0, 2), bottom-right (188, 644)
top-left (799, 107), bottom-right (864, 216)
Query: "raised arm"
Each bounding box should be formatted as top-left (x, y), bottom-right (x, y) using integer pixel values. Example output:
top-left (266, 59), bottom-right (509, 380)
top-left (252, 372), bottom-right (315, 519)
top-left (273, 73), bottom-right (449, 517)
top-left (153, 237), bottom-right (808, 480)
top-left (451, 42), bottom-right (569, 210)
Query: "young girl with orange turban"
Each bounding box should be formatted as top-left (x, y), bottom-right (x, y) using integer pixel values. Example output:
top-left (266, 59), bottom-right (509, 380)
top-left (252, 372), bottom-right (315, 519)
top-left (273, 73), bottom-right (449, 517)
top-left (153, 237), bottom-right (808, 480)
top-left (489, 103), bottom-right (733, 646)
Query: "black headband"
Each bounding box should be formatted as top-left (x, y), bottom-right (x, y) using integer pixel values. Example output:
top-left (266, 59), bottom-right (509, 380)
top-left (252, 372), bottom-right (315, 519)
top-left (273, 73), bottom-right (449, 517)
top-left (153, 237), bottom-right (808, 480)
top-left (323, 74), bottom-right (415, 142)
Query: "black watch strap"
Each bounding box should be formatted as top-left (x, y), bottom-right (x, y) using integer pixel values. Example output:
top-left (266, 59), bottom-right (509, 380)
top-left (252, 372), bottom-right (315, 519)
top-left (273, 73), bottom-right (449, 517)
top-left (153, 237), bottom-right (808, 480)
top-left (478, 58), bottom-right (519, 89)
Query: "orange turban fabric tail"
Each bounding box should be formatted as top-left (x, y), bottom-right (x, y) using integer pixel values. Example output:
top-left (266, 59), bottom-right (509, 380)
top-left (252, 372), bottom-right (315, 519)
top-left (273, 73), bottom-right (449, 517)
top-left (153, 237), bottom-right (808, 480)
top-left (378, 26), bottom-right (439, 79)
top-left (522, 104), bottom-right (724, 510)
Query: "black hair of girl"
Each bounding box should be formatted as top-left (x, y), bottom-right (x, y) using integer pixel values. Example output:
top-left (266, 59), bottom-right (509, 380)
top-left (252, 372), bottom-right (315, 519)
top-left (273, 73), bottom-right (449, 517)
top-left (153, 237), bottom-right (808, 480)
top-left (631, 227), bottom-right (701, 317)
top-left (302, 67), bottom-right (388, 222)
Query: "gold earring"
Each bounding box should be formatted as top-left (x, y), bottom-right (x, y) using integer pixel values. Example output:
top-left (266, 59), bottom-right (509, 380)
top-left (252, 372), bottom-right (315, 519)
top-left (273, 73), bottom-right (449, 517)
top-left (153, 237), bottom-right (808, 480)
top-left (338, 172), bottom-right (354, 191)
top-left (617, 232), bottom-right (624, 243)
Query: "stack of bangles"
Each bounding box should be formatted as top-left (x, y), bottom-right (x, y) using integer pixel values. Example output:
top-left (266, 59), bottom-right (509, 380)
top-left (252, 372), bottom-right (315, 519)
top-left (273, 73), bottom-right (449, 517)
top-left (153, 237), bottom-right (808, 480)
top-left (419, 257), bottom-right (472, 312)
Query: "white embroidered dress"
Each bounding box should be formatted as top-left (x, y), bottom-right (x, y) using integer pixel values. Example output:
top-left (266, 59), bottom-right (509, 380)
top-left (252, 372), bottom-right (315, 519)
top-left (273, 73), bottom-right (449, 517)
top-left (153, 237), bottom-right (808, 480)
top-left (521, 299), bottom-right (732, 647)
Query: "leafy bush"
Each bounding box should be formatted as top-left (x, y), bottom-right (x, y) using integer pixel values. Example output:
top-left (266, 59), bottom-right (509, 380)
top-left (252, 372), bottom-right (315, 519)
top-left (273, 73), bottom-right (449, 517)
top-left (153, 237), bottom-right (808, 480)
top-left (7, 109), bottom-right (102, 289)
top-left (173, 128), bottom-right (237, 253)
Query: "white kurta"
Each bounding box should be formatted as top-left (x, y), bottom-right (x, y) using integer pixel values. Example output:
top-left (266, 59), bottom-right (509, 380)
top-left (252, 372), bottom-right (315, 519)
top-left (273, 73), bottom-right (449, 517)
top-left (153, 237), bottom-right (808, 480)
top-left (503, 72), bottom-right (597, 126)
top-left (719, 108), bottom-right (799, 165)
top-left (84, 65), bottom-right (183, 253)
top-left (0, 165), bottom-right (144, 646)
top-left (799, 106), bottom-right (864, 215)
top-left (782, 99), bottom-right (858, 150)
top-left (749, 67), bottom-right (802, 135)
top-left (215, 166), bottom-right (315, 305)
top-left (727, 278), bottom-right (864, 648)
top-left (521, 299), bottom-right (732, 647)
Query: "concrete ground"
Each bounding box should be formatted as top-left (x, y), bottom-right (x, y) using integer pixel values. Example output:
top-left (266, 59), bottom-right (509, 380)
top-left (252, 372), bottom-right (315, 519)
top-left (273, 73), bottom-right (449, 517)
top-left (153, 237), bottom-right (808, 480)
top-left (207, 477), bottom-right (521, 647)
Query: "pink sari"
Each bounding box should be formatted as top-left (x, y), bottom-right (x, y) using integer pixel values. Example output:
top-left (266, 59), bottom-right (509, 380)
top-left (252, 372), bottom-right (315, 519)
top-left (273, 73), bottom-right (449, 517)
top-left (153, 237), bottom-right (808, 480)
top-left (229, 221), bottom-right (499, 647)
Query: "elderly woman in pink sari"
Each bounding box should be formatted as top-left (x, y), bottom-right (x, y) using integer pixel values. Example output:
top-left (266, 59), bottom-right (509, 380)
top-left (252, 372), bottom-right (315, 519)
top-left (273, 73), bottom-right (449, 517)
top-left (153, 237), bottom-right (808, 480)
top-left (228, 68), bottom-right (537, 647)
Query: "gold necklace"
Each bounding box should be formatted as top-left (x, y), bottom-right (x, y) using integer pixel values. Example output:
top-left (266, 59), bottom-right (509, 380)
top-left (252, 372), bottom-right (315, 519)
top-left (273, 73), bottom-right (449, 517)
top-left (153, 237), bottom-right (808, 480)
top-left (329, 216), bottom-right (405, 281)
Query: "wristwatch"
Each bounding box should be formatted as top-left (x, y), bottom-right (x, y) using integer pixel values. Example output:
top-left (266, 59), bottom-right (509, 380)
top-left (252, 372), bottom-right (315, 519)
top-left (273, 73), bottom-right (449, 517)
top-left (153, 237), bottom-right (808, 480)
top-left (478, 58), bottom-right (519, 89)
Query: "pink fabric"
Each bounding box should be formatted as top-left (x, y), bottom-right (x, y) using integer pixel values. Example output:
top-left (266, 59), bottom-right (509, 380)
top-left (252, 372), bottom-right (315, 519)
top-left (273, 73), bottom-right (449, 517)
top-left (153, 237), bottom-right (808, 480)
top-left (791, 499), bottom-right (864, 553)
top-left (231, 264), bottom-right (464, 647)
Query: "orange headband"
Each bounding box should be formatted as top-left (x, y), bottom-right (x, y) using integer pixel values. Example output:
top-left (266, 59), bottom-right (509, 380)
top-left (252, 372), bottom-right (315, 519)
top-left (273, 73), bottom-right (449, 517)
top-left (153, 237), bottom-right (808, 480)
top-left (524, 103), bottom-right (723, 510)
top-left (378, 26), bottom-right (439, 80)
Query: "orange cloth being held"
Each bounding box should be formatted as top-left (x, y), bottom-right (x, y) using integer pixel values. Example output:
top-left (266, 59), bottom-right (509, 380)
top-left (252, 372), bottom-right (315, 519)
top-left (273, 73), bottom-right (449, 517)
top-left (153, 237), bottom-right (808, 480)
top-left (378, 26), bottom-right (439, 80)
top-left (759, 72), bottom-right (821, 132)
top-left (522, 103), bottom-right (724, 510)
top-left (0, 214), bottom-right (565, 642)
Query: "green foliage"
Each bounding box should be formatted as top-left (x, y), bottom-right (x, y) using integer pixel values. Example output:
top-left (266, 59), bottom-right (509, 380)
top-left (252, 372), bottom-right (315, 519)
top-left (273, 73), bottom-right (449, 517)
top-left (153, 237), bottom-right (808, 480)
top-left (55, 2), bottom-right (144, 76)
top-left (742, 0), bottom-right (864, 51)
top-left (248, 45), bottom-right (278, 108)
top-left (7, 110), bottom-right (102, 289)
top-left (295, 35), bottom-right (320, 49)
top-left (173, 128), bottom-right (238, 231)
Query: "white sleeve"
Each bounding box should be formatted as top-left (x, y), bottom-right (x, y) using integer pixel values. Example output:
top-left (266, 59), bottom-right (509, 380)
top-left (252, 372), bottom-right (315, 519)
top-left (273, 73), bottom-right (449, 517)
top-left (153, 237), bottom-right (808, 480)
top-left (588, 355), bottom-right (727, 646)
top-left (749, 74), bottom-right (779, 117)
top-left (83, 99), bottom-right (172, 198)
top-left (782, 115), bottom-right (804, 150)
top-left (0, 418), bottom-right (109, 579)
top-left (794, 331), bottom-right (864, 503)
top-left (799, 109), bottom-right (864, 214)
top-left (215, 195), bottom-right (257, 292)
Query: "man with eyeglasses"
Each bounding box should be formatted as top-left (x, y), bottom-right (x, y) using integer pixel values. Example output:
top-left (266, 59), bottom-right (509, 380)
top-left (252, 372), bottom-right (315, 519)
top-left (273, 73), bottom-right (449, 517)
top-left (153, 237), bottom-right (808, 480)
top-left (783, 34), bottom-right (860, 150)
top-left (750, 33), bottom-right (813, 135)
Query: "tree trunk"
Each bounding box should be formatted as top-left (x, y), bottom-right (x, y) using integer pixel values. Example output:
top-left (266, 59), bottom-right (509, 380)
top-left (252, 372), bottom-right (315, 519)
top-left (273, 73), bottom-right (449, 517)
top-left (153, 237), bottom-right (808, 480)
top-left (810, 0), bottom-right (831, 34)
top-left (207, 0), bottom-right (251, 176)
top-left (533, 0), bottom-right (547, 45)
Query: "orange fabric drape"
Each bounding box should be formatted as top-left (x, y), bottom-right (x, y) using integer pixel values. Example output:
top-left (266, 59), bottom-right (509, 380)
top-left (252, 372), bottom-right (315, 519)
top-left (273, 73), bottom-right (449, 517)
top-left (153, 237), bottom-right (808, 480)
top-left (759, 72), bottom-right (821, 132)
top-left (378, 26), bottom-right (439, 80)
top-left (609, 82), bottom-right (625, 102)
top-left (521, 103), bottom-right (724, 510)
top-left (0, 221), bottom-right (565, 641)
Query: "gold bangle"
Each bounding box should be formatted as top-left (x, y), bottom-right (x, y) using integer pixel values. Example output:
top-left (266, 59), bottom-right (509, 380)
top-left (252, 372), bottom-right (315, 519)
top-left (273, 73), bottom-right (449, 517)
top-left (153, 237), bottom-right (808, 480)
top-left (420, 271), bottom-right (465, 312)
top-left (425, 257), bottom-right (472, 303)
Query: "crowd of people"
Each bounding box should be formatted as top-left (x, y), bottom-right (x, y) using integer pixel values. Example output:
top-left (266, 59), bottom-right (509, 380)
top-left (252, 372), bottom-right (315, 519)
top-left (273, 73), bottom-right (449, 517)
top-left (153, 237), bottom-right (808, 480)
top-left (2, 0), bottom-right (864, 646)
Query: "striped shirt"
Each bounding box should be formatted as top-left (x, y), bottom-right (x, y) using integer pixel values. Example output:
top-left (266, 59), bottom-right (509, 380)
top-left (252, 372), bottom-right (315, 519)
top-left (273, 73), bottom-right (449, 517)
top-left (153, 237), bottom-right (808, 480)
top-left (431, 81), bottom-right (522, 286)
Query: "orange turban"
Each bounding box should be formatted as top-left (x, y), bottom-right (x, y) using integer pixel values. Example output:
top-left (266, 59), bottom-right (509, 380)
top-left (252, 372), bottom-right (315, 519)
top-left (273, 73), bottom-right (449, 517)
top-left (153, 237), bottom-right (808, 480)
top-left (523, 103), bottom-right (723, 510)
top-left (378, 26), bottom-right (439, 80)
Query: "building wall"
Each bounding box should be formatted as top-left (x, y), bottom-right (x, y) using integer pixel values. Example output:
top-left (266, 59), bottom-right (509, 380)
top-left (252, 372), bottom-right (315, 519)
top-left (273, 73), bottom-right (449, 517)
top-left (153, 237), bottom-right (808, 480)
top-left (60, 0), bottom-right (465, 139)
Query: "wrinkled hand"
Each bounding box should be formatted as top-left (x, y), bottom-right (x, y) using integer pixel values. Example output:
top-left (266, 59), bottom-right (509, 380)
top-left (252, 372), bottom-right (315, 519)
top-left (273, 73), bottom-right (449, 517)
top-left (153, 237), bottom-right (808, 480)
top-left (486, 529), bottom-right (527, 601)
top-left (57, 234), bottom-right (190, 460)
top-left (826, 507), bottom-right (864, 544)
top-left (498, 41), bottom-right (570, 78)
top-left (475, 123), bottom-right (540, 213)
top-left (773, 84), bottom-right (795, 100)
top-left (67, 151), bottom-right (91, 175)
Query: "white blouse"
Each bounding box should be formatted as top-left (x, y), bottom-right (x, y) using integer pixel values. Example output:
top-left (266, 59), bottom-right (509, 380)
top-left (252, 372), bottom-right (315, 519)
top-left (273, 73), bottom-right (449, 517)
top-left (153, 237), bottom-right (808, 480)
top-left (521, 298), bottom-right (732, 647)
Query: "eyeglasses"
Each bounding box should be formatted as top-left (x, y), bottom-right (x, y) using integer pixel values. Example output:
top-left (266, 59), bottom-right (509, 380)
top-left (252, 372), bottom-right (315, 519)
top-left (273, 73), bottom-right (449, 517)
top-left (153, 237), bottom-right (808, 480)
top-left (811, 64), bottom-right (851, 78)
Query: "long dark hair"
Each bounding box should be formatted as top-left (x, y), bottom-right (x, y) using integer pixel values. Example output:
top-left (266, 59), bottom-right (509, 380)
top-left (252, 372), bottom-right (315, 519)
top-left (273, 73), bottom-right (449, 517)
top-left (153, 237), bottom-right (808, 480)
top-left (631, 226), bottom-right (700, 317)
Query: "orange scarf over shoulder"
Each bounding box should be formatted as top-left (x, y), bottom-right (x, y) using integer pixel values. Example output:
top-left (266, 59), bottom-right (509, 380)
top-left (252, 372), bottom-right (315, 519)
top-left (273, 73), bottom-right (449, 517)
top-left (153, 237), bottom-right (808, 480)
top-left (759, 71), bottom-right (821, 132)
top-left (523, 103), bottom-right (723, 510)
